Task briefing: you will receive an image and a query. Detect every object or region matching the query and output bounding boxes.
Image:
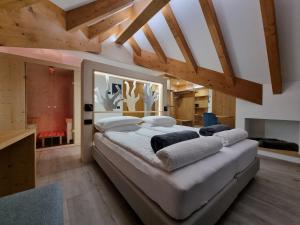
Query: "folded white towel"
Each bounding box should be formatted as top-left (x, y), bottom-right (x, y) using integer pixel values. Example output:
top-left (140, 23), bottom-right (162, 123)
top-left (156, 137), bottom-right (223, 171)
top-left (213, 128), bottom-right (248, 147)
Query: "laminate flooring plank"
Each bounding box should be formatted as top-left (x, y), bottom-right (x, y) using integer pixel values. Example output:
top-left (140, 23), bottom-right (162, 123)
top-left (36, 146), bottom-right (300, 225)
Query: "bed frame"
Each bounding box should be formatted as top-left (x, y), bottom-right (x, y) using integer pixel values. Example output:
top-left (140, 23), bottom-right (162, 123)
top-left (92, 145), bottom-right (259, 225)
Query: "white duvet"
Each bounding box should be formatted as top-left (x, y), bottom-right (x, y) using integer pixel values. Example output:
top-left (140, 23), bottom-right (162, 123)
top-left (94, 125), bottom-right (258, 220)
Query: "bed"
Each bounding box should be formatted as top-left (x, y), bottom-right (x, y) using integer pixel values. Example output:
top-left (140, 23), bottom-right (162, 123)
top-left (92, 117), bottom-right (259, 225)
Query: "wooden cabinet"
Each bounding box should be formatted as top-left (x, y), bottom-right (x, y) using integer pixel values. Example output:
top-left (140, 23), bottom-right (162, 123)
top-left (0, 129), bottom-right (36, 197)
top-left (170, 87), bottom-right (236, 128)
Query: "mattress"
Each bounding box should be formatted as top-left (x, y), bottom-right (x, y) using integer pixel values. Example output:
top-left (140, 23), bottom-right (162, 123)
top-left (92, 126), bottom-right (257, 220)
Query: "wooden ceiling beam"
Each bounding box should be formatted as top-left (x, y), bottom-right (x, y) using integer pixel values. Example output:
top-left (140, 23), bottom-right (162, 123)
top-left (128, 37), bottom-right (141, 56)
top-left (115, 0), bottom-right (171, 45)
top-left (66, 0), bottom-right (133, 31)
top-left (98, 26), bottom-right (120, 43)
top-left (0, 1), bottom-right (101, 53)
top-left (162, 4), bottom-right (198, 72)
top-left (260, 0), bottom-right (282, 94)
top-left (134, 51), bottom-right (262, 104)
top-left (142, 24), bottom-right (167, 63)
top-left (88, 6), bottom-right (133, 39)
top-left (199, 0), bottom-right (235, 86)
top-left (0, 0), bottom-right (42, 10)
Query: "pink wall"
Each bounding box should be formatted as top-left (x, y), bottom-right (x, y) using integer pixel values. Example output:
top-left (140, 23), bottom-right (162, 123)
top-left (26, 63), bottom-right (73, 134)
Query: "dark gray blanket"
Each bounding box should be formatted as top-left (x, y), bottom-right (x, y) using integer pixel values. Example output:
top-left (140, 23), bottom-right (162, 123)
top-left (200, 124), bottom-right (231, 136)
top-left (151, 130), bottom-right (200, 153)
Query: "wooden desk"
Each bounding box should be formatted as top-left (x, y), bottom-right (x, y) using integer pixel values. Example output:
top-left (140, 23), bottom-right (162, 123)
top-left (0, 129), bottom-right (36, 197)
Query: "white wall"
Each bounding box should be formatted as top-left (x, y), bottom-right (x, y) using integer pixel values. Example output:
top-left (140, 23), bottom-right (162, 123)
top-left (237, 81), bottom-right (300, 129)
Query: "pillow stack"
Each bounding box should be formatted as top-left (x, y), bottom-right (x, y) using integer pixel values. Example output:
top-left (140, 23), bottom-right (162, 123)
top-left (95, 116), bottom-right (142, 132)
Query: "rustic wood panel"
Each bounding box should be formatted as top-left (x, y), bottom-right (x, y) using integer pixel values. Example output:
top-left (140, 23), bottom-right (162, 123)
top-left (115, 0), bottom-right (171, 45)
top-left (260, 0), bottom-right (282, 94)
top-left (134, 51), bottom-right (262, 104)
top-left (174, 92), bottom-right (195, 121)
top-left (142, 24), bottom-right (167, 63)
top-left (88, 6), bottom-right (133, 39)
top-left (0, 0), bottom-right (42, 10)
top-left (0, 1), bottom-right (101, 53)
top-left (66, 0), bottom-right (133, 31)
top-left (162, 4), bottom-right (198, 71)
top-left (199, 0), bottom-right (235, 86)
top-left (0, 54), bottom-right (25, 131)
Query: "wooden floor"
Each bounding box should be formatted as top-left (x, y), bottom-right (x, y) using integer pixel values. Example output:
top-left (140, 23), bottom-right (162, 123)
top-left (36, 146), bottom-right (300, 225)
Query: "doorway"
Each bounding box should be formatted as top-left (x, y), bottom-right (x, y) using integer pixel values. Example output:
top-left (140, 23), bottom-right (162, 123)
top-left (25, 63), bottom-right (74, 149)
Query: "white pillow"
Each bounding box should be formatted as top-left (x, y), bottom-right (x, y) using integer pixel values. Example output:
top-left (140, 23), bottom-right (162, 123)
top-left (95, 116), bottom-right (142, 132)
top-left (142, 116), bottom-right (176, 126)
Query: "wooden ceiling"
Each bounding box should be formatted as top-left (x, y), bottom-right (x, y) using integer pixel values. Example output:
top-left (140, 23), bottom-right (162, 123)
top-left (0, 0), bottom-right (283, 104)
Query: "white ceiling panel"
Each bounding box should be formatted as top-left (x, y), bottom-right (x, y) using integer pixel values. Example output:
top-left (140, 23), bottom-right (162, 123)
top-left (50, 0), bottom-right (96, 11)
top-left (133, 29), bottom-right (155, 53)
top-left (213, 0), bottom-right (270, 83)
top-left (148, 11), bottom-right (185, 61)
top-left (170, 0), bottom-right (223, 73)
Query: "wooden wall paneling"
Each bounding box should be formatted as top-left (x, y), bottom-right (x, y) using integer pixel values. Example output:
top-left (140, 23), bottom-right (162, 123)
top-left (162, 4), bottom-right (198, 72)
top-left (88, 6), bottom-right (133, 39)
top-left (128, 37), bottom-right (141, 56)
top-left (174, 92), bottom-right (195, 122)
top-left (142, 24), bottom-right (167, 63)
top-left (134, 51), bottom-right (262, 104)
top-left (199, 0), bottom-right (235, 86)
top-left (115, 0), bottom-right (171, 45)
top-left (0, 55), bottom-right (25, 132)
top-left (212, 90), bottom-right (236, 128)
top-left (66, 0), bottom-right (133, 31)
top-left (0, 1), bottom-right (101, 53)
top-left (260, 0), bottom-right (282, 94)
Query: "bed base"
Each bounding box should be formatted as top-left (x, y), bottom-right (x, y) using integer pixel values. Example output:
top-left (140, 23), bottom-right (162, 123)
top-left (92, 146), bottom-right (260, 225)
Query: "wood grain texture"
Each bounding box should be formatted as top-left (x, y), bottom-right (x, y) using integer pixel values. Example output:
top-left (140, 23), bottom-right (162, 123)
top-left (0, 130), bottom-right (36, 197)
top-left (36, 146), bottom-right (300, 225)
top-left (199, 0), bottom-right (235, 86)
top-left (98, 26), bottom-right (120, 43)
top-left (162, 4), bottom-right (198, 72)
top-left (115, 0), bottom-right (171, 45)
top-left (128, 37), bottom-right (141, 56)
top-left (66, 0), bottom-right (133, 31)
top-left (0, 0), bottom-right (42, 10)
top-left (134, 51), bottom-right (262, 104)
top-left (88, 6), bottom-right (133, 39)
top-left (142, 24), bottom-right (167, 63)
top-left (260, 0), bottom-right (282, 94)
top-left (0, 1), bottom-right (101, 53)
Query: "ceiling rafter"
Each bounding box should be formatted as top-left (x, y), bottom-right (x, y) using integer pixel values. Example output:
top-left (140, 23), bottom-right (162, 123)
top-left (142, 24), bottom-right (167, 63)
top-left (0, 1), bottom-right (101, 53)
top-left (162, 4), bottom-right (198, 72)
top-left (88, 6), bottom-right (133, 39)
top-left (128, 37), bottom-right (141, 56)
top-left (98, 25), bottom-right (120, 43)
top-left (66, 0), bottom-right (133, 31)
top-left (260, 0), bottom-right (282, 94)
top-left (199, 0), bottom-right (235, 86)
top-left (115, 0), bottom-right (171, 45)
top-left (134, 51), bottom-right (262, 104)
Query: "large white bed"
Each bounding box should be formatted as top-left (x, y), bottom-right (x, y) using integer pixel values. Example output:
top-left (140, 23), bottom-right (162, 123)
top-left (92, 121), bottom-right (259, 224)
